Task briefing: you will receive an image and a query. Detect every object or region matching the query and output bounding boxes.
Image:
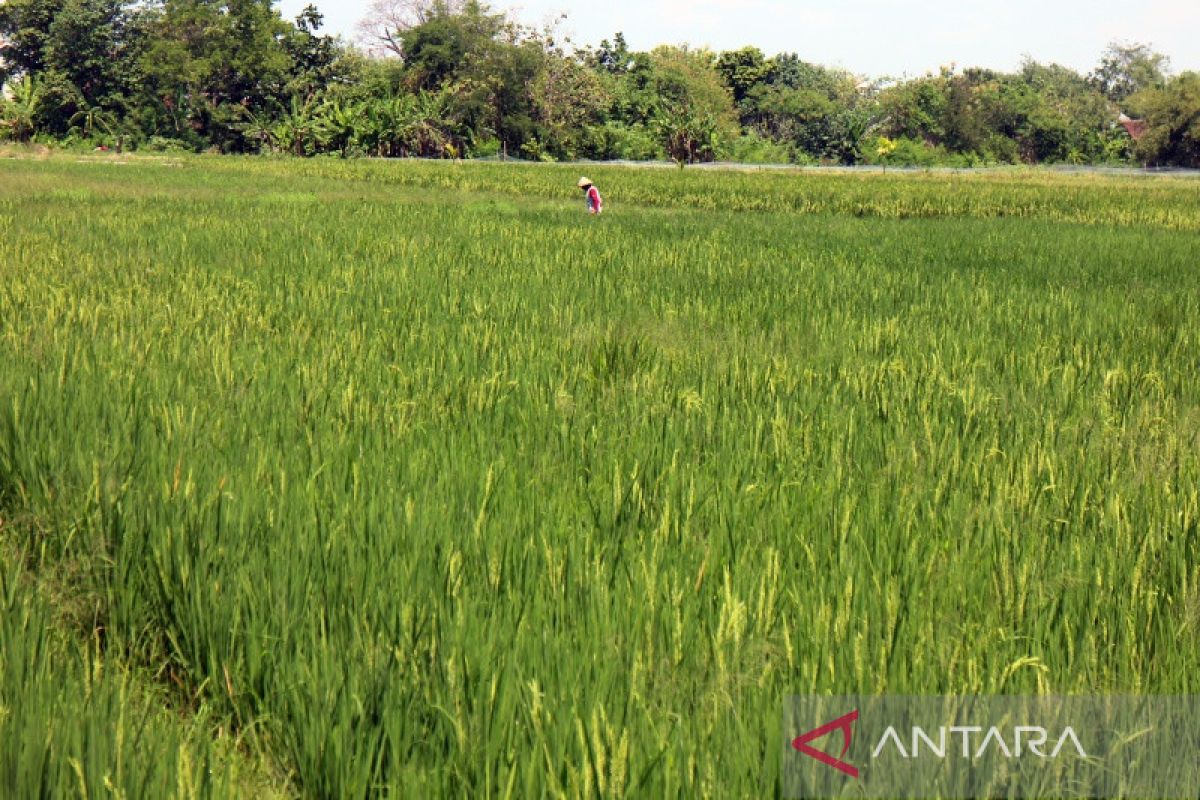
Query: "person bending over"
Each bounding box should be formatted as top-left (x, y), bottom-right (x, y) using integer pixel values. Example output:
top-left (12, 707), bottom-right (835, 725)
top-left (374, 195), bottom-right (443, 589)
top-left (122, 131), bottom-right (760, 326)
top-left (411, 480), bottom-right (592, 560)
top-left (578, 177), bottom-right (603, 215)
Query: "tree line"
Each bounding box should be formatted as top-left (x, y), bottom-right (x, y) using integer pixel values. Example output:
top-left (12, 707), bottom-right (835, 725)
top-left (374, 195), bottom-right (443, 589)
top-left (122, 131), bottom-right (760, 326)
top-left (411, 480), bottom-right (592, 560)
top-left (1, 0), bottom-right (1197, 166)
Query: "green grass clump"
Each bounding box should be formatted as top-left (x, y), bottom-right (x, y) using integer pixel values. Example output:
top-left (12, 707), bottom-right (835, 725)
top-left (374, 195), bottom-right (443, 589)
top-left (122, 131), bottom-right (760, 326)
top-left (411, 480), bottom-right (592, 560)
top-left (0, 155), bottom-right (1198, 797)
top-left (0, 551), bottom-right (254, 798)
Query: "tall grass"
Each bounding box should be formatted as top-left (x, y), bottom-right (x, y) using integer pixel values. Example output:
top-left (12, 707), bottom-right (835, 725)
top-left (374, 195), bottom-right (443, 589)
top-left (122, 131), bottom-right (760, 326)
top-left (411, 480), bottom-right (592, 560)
top-left (0, 551), bottom-right (251, 798)
top-left (1, 155), bottom-right (1198, 797)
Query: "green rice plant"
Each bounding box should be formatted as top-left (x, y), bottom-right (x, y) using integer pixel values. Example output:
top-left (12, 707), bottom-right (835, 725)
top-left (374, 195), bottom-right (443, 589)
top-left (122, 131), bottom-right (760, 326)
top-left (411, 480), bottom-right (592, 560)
top-left (0, 155), bottom-right (1198, 797)
top-left (0, 552), bottom-right (254, 798)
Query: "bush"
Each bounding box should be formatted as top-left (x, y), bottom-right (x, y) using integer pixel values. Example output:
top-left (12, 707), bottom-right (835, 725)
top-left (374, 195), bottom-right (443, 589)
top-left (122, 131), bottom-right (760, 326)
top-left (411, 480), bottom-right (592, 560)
top-left (468, 137), bottom-right (502, 158)
top-left (582, 121), bottom-right (663, 161)
top-left (1130, 72), bottom-right (1200, 168)
top-left (726, 133), bottom-right (792, 164)
top-left (981, 134), bottom-right (1021, 164)
top-left (860, 136), bottom-right (958, 167)
top-left (141, 136), bottom-right (195, 154)
top-left (1099, 128), bottom-right (1135, 164)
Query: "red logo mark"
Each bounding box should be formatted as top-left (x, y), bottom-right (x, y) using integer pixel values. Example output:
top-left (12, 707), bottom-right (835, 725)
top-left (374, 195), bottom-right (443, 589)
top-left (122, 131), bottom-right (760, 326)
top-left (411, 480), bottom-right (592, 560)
top-left (791, 709), bottom-right (860, 779)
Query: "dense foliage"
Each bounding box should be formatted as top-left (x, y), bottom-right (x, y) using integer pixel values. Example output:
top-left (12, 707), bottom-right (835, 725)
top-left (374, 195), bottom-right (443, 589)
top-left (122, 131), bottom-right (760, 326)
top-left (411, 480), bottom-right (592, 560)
top-left (1, 0), bottom-right (1196, 165)
top-left (2, 156), bottom-right (1199, 796)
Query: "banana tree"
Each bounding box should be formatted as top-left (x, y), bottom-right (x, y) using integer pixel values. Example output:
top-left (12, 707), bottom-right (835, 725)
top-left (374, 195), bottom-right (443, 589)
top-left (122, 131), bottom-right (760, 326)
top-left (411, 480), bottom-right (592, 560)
top-left (653, 103), bottom-right (721, 167)
top-left (359, 91), bottom-right (457, 158)
top-left (69, 105), bottom-right (129, 150)
top-left (233, 107), bottom-right (278, 153)
top-left (270, 97), bottom-right (319, 156)
top-left (312, 100), bottom-right (361, 157)
top-left (0, 77), bottom-right (42, 142)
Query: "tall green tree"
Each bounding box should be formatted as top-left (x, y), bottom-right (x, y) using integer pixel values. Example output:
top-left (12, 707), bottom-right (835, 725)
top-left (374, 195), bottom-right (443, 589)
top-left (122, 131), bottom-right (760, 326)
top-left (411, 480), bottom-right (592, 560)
top-left (0, 0), bottom-right (64, 77)
top-left (715, 46), bottom-right (771, 106)
top-left (528, 37), bottom-right (608, 159)
top-left (587, 32), bottom-right (632, 75)
top-left (136, 0), bottom-right (293, 149)
top-left (878, 74), bottom-right (948, 143)
top-left (1129, 72), bottom-right (1200, 167)
top-left (397, 0), bottom-right (504, 90)
top-left (0, 0), bottom-right (140, 114)
top-left (644, 45), bottom-right (737, 161)
top-left (745, 54), bottom-right (863, 161)
top-left (43, 0), bottom-right (130, 108)
top-left (1091, 42), bottom-right (1169, 104)
top-left (284, 5), bottom-right (344, 101)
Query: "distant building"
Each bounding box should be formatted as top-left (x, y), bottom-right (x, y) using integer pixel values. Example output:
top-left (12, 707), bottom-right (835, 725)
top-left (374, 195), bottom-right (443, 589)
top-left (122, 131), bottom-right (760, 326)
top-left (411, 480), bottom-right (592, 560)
top-left (1118, 113), bottom-right (1148, 141)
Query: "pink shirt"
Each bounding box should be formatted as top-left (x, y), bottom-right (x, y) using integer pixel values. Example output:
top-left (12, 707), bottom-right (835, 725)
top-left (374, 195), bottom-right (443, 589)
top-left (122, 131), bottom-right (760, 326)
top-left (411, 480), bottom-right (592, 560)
top-left (586, 186), bottom-right (603, 214)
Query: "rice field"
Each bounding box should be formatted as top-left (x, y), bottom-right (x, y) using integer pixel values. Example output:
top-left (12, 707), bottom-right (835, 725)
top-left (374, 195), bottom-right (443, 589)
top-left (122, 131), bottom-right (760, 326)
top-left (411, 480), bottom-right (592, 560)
top-left (1, 154), bottom-right (1199, 798)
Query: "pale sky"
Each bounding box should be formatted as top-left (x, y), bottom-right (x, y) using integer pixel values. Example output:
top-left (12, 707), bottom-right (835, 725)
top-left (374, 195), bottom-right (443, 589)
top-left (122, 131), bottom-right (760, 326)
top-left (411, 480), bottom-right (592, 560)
top-left (279, 0), bottom-right (1200, 78)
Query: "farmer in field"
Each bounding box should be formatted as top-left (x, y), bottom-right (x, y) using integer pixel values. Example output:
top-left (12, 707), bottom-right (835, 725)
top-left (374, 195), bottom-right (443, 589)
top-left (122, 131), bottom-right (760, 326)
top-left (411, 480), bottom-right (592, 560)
top-left (578, 177), bottom-right (603, 215)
